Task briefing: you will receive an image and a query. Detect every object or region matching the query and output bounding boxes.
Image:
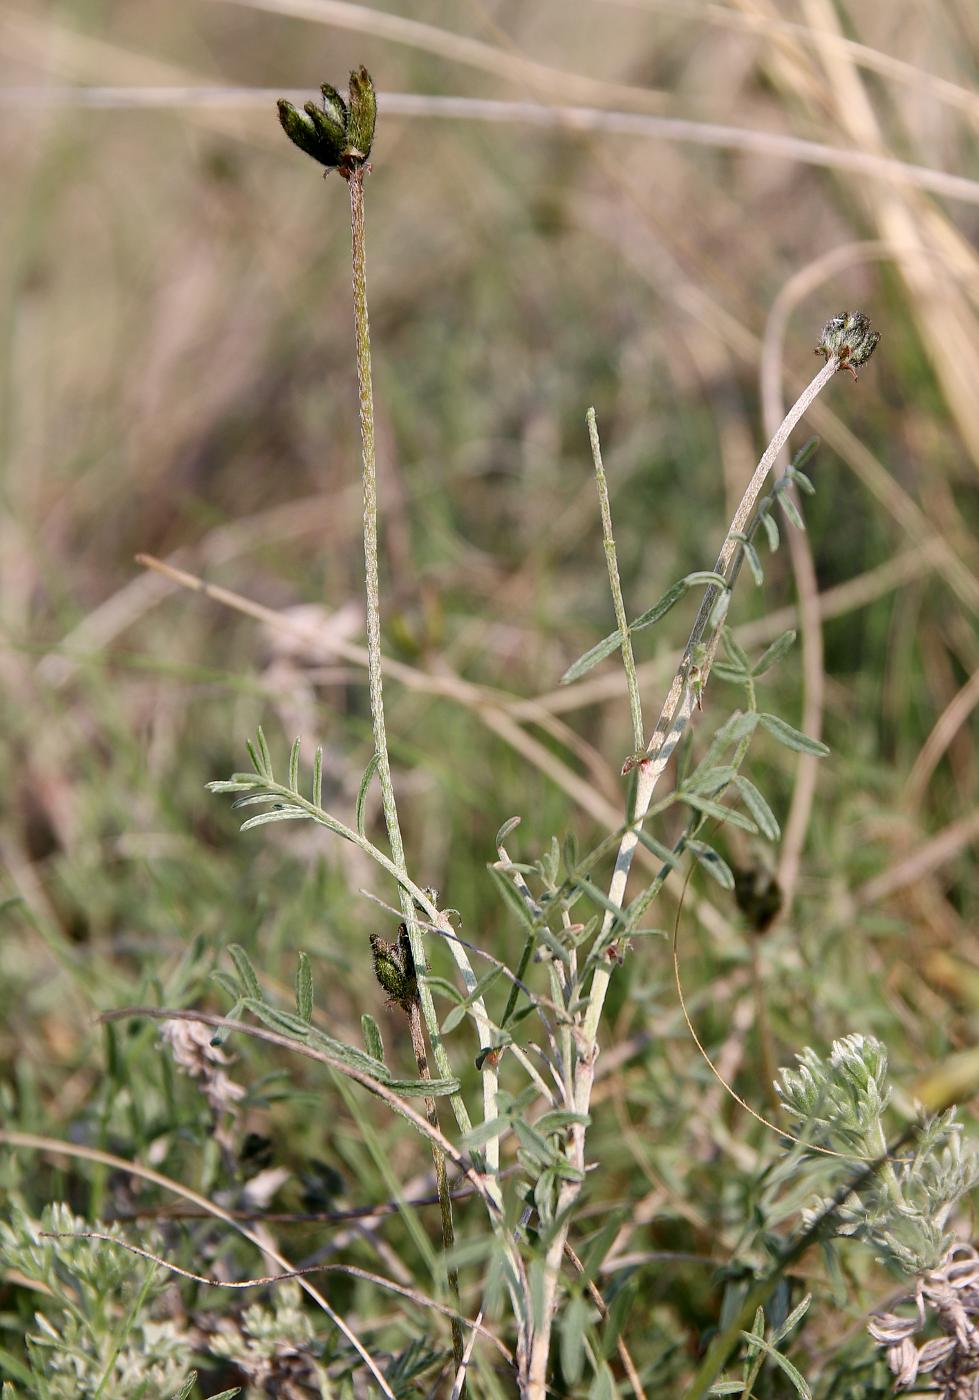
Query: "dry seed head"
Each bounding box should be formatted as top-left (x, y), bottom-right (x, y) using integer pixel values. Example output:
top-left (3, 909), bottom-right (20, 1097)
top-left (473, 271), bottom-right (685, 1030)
top-left (815, 311), bottom-right (880, 379)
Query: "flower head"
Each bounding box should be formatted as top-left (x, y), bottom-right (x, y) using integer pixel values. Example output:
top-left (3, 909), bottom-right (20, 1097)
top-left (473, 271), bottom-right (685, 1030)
top-left (277, 67), bottom-right (377, 178)
top-left (815, 311), bottom-right (880, 380)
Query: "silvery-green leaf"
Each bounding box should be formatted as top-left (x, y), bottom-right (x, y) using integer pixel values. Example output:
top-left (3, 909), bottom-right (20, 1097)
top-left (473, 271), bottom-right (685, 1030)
top-left (560, 629), bottom-right (624, 684)
top-left (733, 776), bottom-right (781, 841)
top-left (240, 806), bottom-right (310, 831)
top-left (760, 712), bottom-right (830, 756)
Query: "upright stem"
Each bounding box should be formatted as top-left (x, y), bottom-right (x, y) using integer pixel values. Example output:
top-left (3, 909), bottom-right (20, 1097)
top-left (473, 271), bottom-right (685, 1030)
top-left (588, 407), bottom-right (644, 756)
top-left (524, 357), bottom-right (840, 1399)
top-left (407, 999), bottom-right (465, 1374)
top-left (349, 168), bottom-right (398, 863)
top-left (348, 163), bottom-right (529, 1378)
top-left (348, 163), bottom-right (463, 1359)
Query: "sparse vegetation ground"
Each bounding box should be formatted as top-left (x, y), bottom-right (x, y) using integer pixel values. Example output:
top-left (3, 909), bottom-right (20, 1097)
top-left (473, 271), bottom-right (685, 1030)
top-left (3, 4), bottom-right (979, 1396)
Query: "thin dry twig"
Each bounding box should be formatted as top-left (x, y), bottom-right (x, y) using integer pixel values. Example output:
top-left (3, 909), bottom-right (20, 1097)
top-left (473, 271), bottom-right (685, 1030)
top-left (39, 1231), bottom-right (513, 1363)
top-left (100, 1007), bottom-right (498, 1211)
top-left (9, 85), bottom-right (979, 208)
top-left (904, 665), bottom-right (979, 810)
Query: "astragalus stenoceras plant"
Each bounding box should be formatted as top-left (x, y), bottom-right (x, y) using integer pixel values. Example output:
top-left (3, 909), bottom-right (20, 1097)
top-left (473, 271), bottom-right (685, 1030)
top-left (197, 66), bottom-right (963, 1400)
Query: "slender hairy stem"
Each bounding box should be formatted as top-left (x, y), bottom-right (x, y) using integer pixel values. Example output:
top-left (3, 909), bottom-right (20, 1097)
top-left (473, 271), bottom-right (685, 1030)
top-left (523, 357), bottom-right (840, 1398)
top-left (348, 165), bottom-right (503, 1184)
top-left (346, 165), bottom-right (524, 1371)
top-left (407, 1000), bottom-right (465, 1375)
top-left (587, 407), bottom-right (644, 756)
top-left (348, 161), bottom-right (467, 1327)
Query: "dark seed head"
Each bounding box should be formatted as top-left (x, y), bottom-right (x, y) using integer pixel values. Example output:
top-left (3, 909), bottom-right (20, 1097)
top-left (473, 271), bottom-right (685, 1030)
top-left (815, 311), bottom-right (880, 374)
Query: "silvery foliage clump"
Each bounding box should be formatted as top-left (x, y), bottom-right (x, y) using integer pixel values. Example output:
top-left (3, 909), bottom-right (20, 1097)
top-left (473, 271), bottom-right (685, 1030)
top-left (206, 1280), bottom-right (331, 1393)
top-left (775, 1034), bottom-right (979, 1276)
top-left (0, 1202), bottom-right (204, 1400)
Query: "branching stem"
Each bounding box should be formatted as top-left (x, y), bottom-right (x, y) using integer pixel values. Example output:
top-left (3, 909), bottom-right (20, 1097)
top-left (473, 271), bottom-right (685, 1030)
top-left (523, 356), bottom-right (840, 1398)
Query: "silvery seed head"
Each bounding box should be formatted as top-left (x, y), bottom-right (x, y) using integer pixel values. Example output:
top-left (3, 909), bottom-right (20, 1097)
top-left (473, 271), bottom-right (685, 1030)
top-left (815, 311), bottom-right (880, 379)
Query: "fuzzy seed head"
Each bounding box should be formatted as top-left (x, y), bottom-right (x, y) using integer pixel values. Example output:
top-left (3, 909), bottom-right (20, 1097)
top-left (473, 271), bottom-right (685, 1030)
top-left (815, 311), bottom-right (880, 376)
top-left (277, 67), bottom-right (377, 177)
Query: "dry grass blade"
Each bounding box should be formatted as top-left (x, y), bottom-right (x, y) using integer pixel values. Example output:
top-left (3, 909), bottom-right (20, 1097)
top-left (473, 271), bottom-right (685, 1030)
top-left (210, 0), bottom-right (670, 113)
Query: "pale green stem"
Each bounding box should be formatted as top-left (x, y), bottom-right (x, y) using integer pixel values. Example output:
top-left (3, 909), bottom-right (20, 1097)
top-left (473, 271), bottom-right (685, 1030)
top-left (587, 407), bottom-right (644, 755)
top-left (348, 166), bottom-right (466, 1357)
top-left (523, 357), bottom-right (840, 1399)
top-left (349, 162), bottom-right (502, 1182)
top-left (347, 166), bottom-right (521, 1366)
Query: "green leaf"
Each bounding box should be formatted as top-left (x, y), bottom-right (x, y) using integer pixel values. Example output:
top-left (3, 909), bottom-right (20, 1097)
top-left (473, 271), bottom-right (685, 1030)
top-left (361, 1013), bottom-right (385, 1063)
top-left (687, 840), bottom-right (735, 890)
top-left (733, 776), bottom-right (781, 841)
top-left (210, 971), bottom-right (241, 1002)
top-left (535, 1110), bottom-right (590, 1135)
top-left (752, 629), bottom-right (797, 677)
top-left (683, 570), bottom-right (730, 591)
top-left (634, 830), bottom-right (682, 870)
top-left (711, 661), bottom-right (748, 684)
top-left (580, 1216), bottom-right (624, 1284)
top-left (589, 1363), bottom-right (617, 1400)
top-left (738, 1331), bottom-right (812, 1399)
top-left (240, 806), bottom-right (310, 831)
top-left (496, 815), bottom-right (521, 846)
top-left (207, 779), bottom-right (257, 794)
top-left (245, 1003), bottom-right (431, 1092)
top-left (513, 1117), bottom-right (559, 1167)
top-left (709, 588), bottom-right (731, 630)
top-left (759, 713), bottom-right (830, 756)
top-left (602, 1278), bottom-right (636, 1355)
top-left (561, 629), bottom-right (624, 684)
top-left (709, 708), bottom-right (759, 751)
top-left (707, 1384), bottom-right (744, 1395)
top-left (288, 736), bottom-right (301, 792)
top-left (779, 494), bottom-right (806, 531)
top-left (356, 751), bottom-right (381, 837)
top-left (256, 726), bottom-right (273, 778)
top-left (761, 511), bottom-right (780, 552)
top-left (684, 763), bottom-right (738, 796)
top-left (791, 467), bottom-right (816, 495)
top-left (679, 791), bottom-right (759, 834)
top-left (0, 1345), bottom-right (35, 1385)
top-left (246, 1000), bottom-right (309, 1040)
top-left (312, 745), bottom-right (323, 807)
top-left (629, 580), bottom-right (685, 631)
top-left (742, 539), bottom-right (763, 585)
top-left (560, 1295), bottom-right (588, 1386)
top-left (462, 1115), bottom-right (512, 1150)
top-left (487, 865), bottom-right (538, 932)
top-left (231, 793), bottom-right (284, 810)
top-left (722, 628), bottom-right (751, 673)
top-left (228, 945), bottom-right (263, 1002)
top-left (772, 1293), bottom-right (812, 1345)
top-left (440, 968), bottom-right (503, 1034)
top-left (790, 435), bottom-right (819, 473)
top-left (424, 975), bottom-right (463, 1005)
top-left (295, 952), bottom-right (313, 1023)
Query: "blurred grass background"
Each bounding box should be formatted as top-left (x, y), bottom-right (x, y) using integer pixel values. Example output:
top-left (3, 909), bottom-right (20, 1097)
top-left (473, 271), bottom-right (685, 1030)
top-left (3, 0), bottom-right (979, 1391)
